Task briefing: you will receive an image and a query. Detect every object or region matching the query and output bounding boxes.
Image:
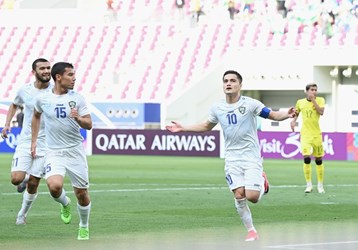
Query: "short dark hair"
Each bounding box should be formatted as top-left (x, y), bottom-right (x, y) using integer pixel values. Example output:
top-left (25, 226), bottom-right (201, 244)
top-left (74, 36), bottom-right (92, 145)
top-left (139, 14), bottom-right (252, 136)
top-left (223, 70), bottom-right (243, 83)
top-left (32, 58), bottom-right (49, 71)
top-left (306, 83), bottom-right (317, 91)
top-left (51, 62), bottom-right (74, 81)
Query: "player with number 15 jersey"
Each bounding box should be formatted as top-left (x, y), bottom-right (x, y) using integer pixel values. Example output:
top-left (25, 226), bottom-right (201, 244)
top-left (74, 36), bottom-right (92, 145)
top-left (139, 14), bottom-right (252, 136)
top-left (34, 90), bottom-right (89, 150)
top-left (31, 62), bottom-right (92, 240)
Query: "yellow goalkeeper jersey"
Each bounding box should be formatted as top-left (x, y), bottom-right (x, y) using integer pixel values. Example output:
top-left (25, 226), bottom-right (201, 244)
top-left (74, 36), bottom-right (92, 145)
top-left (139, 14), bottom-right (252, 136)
top-left (295, 97), bottom-right (325, 137)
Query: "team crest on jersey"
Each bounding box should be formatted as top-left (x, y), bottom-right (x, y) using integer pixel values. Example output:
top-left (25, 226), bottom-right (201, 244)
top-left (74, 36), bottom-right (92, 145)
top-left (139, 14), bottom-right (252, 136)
top-left (238, 106), bottom-right (246, 114)
top-left (68, 101), bottom-right (76, 109)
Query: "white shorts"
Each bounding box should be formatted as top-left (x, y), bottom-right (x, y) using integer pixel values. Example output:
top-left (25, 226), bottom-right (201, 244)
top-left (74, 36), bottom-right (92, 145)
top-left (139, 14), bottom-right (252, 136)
top-left (224, 159), bottom-right (264, 192)
top-left (44, 144), bottom-right (89, 189)
top-left (11, 149), bottom-right (46, 178)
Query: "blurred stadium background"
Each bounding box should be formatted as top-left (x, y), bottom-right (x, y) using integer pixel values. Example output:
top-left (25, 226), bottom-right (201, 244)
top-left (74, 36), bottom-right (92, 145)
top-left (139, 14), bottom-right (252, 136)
top-left (0, 0), bottom-right (357, 130)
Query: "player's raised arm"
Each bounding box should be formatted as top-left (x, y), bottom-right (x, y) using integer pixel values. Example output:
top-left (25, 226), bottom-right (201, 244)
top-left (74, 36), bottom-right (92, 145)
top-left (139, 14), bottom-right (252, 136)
top-left (70, 108), bottom-right (92, 130)
top-left (31, 109), bottom-right (42, 158)
top-left (311, 98), bottom-right (325, 115)
top-left (166, 120), bottom-right (216, 133)
top-left (268, 107), bottom-right (296, 121)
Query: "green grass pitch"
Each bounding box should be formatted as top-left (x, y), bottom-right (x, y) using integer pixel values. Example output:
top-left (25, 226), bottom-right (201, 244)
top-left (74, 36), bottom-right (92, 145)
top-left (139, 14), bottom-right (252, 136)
top-left (0, 154), bottom-right (357, 249)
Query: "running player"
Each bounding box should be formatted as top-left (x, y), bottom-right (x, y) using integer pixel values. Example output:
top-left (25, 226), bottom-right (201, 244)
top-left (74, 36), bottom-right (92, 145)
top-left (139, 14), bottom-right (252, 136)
top-left (166, 70), bottom-right (296, 241)
top-left (1, 58), bottom-right (52, 225)
top-left (31, 62), bottom-right (92, 240)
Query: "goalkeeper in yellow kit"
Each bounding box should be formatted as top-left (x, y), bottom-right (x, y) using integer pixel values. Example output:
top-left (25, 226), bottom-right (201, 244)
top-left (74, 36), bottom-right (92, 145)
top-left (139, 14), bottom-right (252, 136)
top-left (290, 83), bottom-right (325, 193)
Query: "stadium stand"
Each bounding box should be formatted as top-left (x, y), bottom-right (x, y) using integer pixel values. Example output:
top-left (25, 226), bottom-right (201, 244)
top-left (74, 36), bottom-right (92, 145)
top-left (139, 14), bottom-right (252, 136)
top-left (0, 0), bottom-right (357, 104)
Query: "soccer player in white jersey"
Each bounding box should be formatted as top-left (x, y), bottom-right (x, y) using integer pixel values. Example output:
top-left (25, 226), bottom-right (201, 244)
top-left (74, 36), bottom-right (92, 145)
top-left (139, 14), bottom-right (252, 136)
top-left (31, 62), bottom-right (92, 240)
top-left (1, 58), bottom-right (52, 225)
top-left (166, 70), bottom-right (296, 241)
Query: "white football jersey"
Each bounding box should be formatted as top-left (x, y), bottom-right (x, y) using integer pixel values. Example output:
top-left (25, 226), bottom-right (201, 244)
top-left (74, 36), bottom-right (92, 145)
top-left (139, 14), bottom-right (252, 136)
top-left (208, 96), bottom-right (266, 162)
top-left (34, 89), bottom-right (90, 149)
top-left (13, 82), bottom-right (53, 155)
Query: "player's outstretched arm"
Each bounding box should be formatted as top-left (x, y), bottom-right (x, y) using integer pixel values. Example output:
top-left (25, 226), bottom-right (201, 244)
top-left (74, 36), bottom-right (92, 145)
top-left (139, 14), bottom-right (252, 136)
top-left (268, 107), bottom-right (296, 121)
top-left (166, 121), bottom-right (184, 132)
top-left (166, 120), bottom-right (216, 133)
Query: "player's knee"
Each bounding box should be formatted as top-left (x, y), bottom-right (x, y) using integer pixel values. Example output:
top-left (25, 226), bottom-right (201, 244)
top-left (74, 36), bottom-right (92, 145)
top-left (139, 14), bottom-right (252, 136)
top-left (10, 178), bottom-right (21, 186)
top-left (75, 188), bottom-right (90, 206)
top-left (303, 157), bottom-right (311, 164)
top-left (233, 187), bottom-right (245, 200)
top-left (10, 173), bottom-right (25, 186)
top-left (27, 176), bottom-right (40, 193)
top-left (47, 183), bottom-right (63, 197)
top-left (315, 158), bottom-right (323, 165)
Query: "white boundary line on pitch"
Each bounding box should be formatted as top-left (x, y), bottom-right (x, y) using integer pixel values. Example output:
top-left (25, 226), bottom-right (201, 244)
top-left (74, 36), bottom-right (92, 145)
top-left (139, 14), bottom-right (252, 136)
top-left (1, 186), bottom-right (226, 195)
top-left (2, 184), bottom-right (358, 196)
top-left (87, 183), bottom-right (358, 188)
top-left (267, 240), bottom-right (358, 249)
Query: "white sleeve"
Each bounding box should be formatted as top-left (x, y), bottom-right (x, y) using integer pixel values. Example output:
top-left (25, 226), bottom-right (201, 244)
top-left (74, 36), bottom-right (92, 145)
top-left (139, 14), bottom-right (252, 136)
top-left (77, 94), bottom-right (90, 116)
top-left (251, 99), bottom-right (266, 116)
top-left (208, 104), bottom-right (218, 124)
top-left (34, 95), bottom-right (43, 113)
top-left (13, 88), bottom-right (24, 106)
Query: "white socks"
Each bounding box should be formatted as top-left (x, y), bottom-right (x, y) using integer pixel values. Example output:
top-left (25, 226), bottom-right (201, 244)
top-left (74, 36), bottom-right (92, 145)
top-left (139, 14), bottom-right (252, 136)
top-left (77, 202), bottom-right (91, 228)
top-left (235, 198), bottom-right (255, 232)
top-left (18, 190), bottom-right (37, 217)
